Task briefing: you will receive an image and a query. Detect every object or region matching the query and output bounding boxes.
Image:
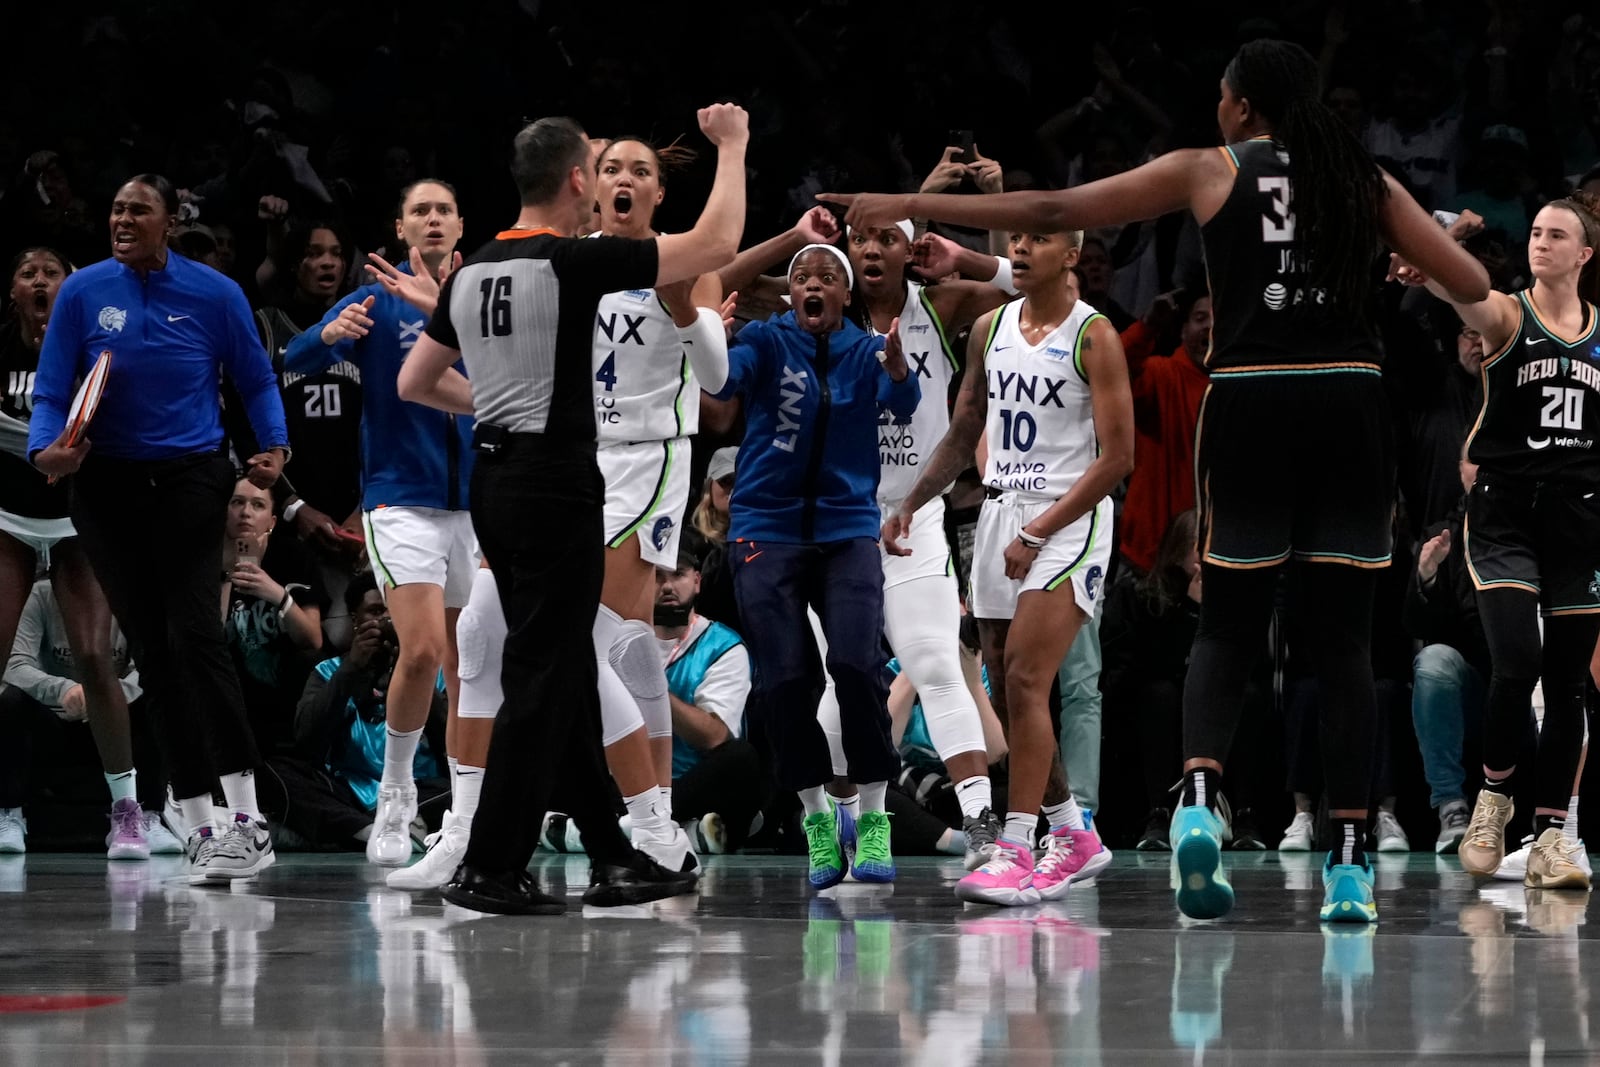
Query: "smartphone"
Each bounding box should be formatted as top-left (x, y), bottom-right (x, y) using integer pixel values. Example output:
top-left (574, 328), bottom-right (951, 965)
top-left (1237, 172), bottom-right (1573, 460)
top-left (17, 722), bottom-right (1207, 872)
top-left (333, 526), bottom-right (366, 545)
top-left (950, 130), bottom-right (975, 165)
top-left (234, 537), bottom-right (259, 566)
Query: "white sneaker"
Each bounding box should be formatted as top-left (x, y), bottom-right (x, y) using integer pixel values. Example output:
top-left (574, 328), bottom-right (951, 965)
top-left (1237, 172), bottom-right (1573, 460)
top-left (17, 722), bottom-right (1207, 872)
top-left (190, 815), bottom-right (275, 884)
top-left (538, 811), bottom-right (587, 853)
top-left (1277, 811), bottom-right (1315, 851)
top-left (688, 813), bottom-right (727, 856)
top-left (638, 823), bottom-right (699, 875)
top-left (143, 811), bottom-right (185, 855)
top-left (1374, 810), bottom-right (1411, 853)
top-left (0, 808), bottom-right (25, 853)
top-left (1494, 836), bottom-right (1593, 882)
top-left (367, 783), bottom-right (418, 867)
top-left (387, 811), bottom-right (471, 890)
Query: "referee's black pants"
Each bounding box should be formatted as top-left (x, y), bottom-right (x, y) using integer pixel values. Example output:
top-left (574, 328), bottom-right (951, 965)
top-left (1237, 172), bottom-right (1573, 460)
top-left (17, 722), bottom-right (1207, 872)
top-left (464, 436), bottom-right (632, 877)
top-left (69, 452), bottom-right (260, 800)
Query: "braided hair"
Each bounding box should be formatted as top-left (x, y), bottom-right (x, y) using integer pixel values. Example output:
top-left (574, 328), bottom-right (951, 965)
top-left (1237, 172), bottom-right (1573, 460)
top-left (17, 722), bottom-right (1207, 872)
top-left (1224, 40), bottom-right (1386, 322)
top-left (1544, 190), bottom-right (1600, 304)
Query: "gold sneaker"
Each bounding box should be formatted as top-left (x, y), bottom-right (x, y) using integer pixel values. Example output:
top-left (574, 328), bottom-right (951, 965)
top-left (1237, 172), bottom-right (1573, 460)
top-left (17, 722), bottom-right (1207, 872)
top-left (1459, 791), bottom-right (1514, 877)
top-left (1524, 828), bottom-right (1592, 891)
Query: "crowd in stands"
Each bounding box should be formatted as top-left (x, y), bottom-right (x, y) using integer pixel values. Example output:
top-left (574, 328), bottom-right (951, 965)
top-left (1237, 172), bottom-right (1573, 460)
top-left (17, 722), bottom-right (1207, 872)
top-left (3, 0), bottom-right (1600, 861)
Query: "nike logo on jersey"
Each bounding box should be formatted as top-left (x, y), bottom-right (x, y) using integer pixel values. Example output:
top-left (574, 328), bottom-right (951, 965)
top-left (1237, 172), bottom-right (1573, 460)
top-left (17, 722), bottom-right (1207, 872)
top-left (167, 315), bottom-right (190, 322)
top-left (1527, 337), bottom-right (1547, 346)
top-left (1527, 437), bottom-right (1553, 449)
top-left (744, 551), bottom-right (763, 562)
top-left (993, 345), bottom-right (1011, 352)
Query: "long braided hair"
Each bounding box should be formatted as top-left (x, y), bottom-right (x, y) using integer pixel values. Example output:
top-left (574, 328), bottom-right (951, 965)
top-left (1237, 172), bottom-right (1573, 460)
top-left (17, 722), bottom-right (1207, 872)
top-left (1224, 40), bottom-right (1386, 322)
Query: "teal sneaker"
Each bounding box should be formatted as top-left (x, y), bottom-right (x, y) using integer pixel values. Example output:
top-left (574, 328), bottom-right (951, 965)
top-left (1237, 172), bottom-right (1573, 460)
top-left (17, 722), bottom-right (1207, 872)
top-left (851, 811), bottom-right (896, 883)
top-left (1170, 805), bottom-right (1234, 919)
top-left (1320, 857), bottom-right (1377, 923)
top-left (804, 810), bottom-right (845, 890)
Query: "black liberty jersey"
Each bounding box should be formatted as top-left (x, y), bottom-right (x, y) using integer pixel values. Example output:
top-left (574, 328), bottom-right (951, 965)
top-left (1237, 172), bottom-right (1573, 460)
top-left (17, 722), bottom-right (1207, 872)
top-left (256, 306), bottom-right (364, 518)
top-left (1468, 290), bottom-right (1600, 486)
top-left (1200, 138), bottom-right (1383, 374)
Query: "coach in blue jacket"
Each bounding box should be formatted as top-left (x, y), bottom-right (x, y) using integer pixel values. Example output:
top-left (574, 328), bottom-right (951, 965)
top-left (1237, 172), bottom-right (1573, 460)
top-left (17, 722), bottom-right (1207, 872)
top-left (30, 174), bottom-right (288, 880)
top-left (714, 243), bottom-right (918, 888)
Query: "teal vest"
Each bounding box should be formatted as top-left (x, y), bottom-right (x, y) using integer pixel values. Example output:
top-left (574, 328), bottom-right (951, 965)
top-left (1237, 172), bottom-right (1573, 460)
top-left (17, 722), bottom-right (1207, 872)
top-left (666, 620), bottom-right (747, 778)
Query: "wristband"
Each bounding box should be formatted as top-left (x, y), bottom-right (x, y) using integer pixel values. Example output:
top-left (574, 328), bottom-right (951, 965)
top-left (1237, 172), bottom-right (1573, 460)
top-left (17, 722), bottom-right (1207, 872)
top-left (990, 256), bottom-right (1019, 295)
top-left (1016, 528), bottom-right (1046, 550)
top-left (277, 590), bottom-right (293, 615)
top-left (282, 499), bottom-right (305, 522)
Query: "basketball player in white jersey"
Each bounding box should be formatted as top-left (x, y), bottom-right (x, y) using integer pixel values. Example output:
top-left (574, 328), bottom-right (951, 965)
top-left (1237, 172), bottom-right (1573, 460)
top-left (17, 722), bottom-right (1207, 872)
top-left (814, 220), bottom-right (1014, 869)
top-left (884, 229), bottom-right (1134, 905)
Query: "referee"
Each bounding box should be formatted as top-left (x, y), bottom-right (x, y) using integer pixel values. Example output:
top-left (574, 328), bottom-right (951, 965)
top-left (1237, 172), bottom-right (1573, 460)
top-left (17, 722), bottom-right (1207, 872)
top-left (29, 174), bottom-right (290, 884)
top-left (397, 105), bottom-right (749, 914)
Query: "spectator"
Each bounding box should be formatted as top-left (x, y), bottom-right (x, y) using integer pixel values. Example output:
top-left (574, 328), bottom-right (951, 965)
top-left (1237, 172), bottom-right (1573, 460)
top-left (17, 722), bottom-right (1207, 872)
top-left (1116, 290), bottom-right (1211, 577)
top-left (653, 550), bottom-right (763, 854)
top-left (222, 476), bottom-right (327, 756)
top-left (690, 446), bottom-right (739, 628)
top-left (1404, 445), bottom-right (1500, 854)
top-left (1390, 304), bottom-right (1486, 537)
top-left (1453, 126), bottom-right (1538, 246)
top-left (8, 151), bottom-right (100, 269)
top-left (261, 574), bottom-right (446, 850)
top-left (1075, 237), bottom-right (1136, 332)
top-left (0, 580), bottom-right (179, 854)
top-left (1364, 61), bottom-right (1462, 210)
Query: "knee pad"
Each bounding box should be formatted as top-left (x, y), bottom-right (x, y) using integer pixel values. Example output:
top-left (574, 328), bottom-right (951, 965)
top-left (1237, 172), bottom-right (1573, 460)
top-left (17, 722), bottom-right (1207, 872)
top-left (611, 620), bottom-right (671, 739)
top-left (455, 573), bottom-right (507, 685)
top-left (599, 656), bottom-right (646, 746)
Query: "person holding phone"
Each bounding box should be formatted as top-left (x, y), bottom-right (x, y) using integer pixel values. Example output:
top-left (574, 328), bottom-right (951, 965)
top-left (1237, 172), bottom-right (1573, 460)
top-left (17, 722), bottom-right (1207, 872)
top-left (29, 173), bottom-right (290, 885)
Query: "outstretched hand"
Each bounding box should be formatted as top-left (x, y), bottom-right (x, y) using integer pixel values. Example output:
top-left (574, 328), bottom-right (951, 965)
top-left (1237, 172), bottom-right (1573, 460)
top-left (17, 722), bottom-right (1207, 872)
top-left (366, 248), bottom-right (461, 315)
top-left (878, 316), bottom-right (907, 381)
top-left (819, 192), bottom-right (914, 231)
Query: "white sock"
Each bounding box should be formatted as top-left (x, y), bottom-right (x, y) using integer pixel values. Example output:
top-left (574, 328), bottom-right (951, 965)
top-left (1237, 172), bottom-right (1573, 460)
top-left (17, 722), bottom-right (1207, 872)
top-left (105, 769), bottom-right (137, 805)
top-left (383, 727), bottom-right (423, 786)
top-left (660, 785), bottom-right (673, 820)
top-left (857, 781), bottom-right (887, 814)
top-left (1566, 794), bottom-right (1581, 844)
top-left (1042, 796), bottom-right (1085, 832)
top-left (623, 786), bottom-right (672, 844)
top-left (836, 792), bottom-right (861, 824)
top-left (179, 795), bottom-right (217, 836)
top-left (219, 771), bottom-right (261, 822)
top-left (1003, 811), bottom-right (1036, 848)
top-left (453, 764), bottom-right (484, 823)
top-left (953, 775), bottom-right (991, 820)
top-left (448, 756), bottom-right (459, 799)
top-left (799, 786), bottom-right (831, 818)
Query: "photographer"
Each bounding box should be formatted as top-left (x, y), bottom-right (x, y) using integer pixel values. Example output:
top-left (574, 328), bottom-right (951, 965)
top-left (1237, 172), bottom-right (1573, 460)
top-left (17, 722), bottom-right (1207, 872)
top-left (261, 574), bottom-right (447, 850)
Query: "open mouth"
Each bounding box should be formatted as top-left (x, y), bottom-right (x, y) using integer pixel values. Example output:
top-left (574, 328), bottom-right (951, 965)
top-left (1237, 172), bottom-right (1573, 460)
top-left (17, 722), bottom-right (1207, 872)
top-left (861, 264), bottom-right (884, 281)
top-left (31, 291), bottom-right (48, 310)
top-left (802, 295), bottom-right (825, 318)
top-left (613, 192), bottom-right (633, 217)
top-left (112, 230), bottom-right (136, 254)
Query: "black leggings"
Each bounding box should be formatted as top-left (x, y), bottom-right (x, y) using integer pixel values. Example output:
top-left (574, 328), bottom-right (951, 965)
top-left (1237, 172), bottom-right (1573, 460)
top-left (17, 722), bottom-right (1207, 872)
top-left (1478, 588), bottom-right (1600, 814)
top-left (1183, 563), bottom-right (1377, 812)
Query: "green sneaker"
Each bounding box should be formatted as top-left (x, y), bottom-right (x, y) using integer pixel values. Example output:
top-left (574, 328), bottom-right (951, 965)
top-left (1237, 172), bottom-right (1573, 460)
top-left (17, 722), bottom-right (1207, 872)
top-left (851, 811), bottom-right (896, 883)
top-left (805, 810), bottom-right (845, 889)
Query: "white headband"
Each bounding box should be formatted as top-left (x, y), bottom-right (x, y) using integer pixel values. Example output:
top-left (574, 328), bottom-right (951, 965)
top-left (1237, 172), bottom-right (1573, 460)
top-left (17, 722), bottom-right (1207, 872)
top-left (844, 219), bottom-right (916, 244)
top-left (788, 243), bottom-right (854, 289)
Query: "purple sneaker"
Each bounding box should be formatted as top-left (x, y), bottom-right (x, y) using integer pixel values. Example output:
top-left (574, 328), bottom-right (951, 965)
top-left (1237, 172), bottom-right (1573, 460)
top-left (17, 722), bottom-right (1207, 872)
top-left (106, 797), bottom-right (151, 861)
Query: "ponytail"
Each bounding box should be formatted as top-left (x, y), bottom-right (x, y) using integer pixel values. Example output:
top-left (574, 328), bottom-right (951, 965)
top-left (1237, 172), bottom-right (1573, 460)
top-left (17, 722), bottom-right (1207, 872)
top-left (1224, 41), bottom-right (1386, 322)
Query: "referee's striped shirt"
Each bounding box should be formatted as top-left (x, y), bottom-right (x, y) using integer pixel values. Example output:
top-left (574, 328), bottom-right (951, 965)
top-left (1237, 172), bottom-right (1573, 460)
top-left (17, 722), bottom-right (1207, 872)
top-left (427, 227), bottom-right (659, 443)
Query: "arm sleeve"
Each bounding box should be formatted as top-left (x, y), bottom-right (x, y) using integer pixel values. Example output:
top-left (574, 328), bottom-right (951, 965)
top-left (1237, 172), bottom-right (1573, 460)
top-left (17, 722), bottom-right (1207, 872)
top-left (217, 284), bottom-right (289, 451)
top-left (549, 235), bottom-right (660, 298)
top-left (423, 272), bottom-right (461, 349)
top-left (283, 295), bottom-right (364, 374)
top-left (26, 281), bottom-right (82, 457)
top-left (3, 587), bottom-right (71, 707)
top-left (713, 322), bottom-right (764, 401)
top-left (693, 645), bottom-right (751, 736)
top-left (680, 306), bottom-right (730, 394)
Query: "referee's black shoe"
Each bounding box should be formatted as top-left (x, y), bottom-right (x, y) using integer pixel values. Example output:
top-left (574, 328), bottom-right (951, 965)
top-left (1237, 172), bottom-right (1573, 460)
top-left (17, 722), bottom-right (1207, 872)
top-left (442, 865), bottom-right (567, 915)
top-left (584, 849), bottom-right (698, 907)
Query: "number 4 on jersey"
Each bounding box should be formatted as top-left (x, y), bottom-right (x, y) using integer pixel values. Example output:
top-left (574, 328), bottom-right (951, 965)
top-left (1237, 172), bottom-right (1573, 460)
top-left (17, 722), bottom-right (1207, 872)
top-left (595, 353), bottom-right (618, 393)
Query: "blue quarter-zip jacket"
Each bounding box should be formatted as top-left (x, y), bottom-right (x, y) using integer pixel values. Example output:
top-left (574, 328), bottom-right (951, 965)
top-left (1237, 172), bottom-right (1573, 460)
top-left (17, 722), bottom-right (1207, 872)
top-left (29, 253), bottom-right (287, 461)
top-left (285, 270), bottom-right (473, 512)
top-left (714, 312), bottom-right (919, 544)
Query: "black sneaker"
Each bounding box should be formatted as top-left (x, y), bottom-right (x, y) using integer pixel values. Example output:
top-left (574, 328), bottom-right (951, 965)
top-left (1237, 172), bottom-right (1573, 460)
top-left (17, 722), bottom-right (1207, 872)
top-left (442, 865), bottom-right (567, 915)
top-left (584, 848), bottom-right (698, 907)
top-left (1229, 807), bottom-right (1268, 851)
top-left (1137, 807), bottom-right (1172, 851)
top-left (962, 807), bottom-right (1002, 871)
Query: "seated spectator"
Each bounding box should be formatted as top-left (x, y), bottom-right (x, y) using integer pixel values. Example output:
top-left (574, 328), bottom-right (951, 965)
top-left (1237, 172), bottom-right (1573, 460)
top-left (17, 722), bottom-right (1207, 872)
top-left (260, 574), bottom-right (446, 850)
top-left (1451, 126), bottom-right (1537, 247)
top-left (1404, 445), bottom-right (1504, 854)
top-left (0, 580), bottom-right (177, 854)
top-left (1116, 290), bottom-right (1211, 576)
top-left (654, 550), bottom-right (764, 854)
top-left (690, 446), bottom-right (739, 629)
top-left (222, 477), bottom-right (327, 756)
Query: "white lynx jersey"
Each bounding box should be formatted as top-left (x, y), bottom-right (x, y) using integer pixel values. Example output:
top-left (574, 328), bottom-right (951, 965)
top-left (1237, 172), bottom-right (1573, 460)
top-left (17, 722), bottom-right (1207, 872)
top-left (592, 284), bottom-right (699, 443)
top-left (981, 298), bottom-right (1105, 500)
top-left (875, 281), bottom-right (959, 510)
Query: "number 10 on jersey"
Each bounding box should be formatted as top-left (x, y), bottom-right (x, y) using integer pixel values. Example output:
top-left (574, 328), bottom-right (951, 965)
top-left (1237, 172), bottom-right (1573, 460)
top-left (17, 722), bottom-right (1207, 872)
top-left (998, 408), bottom-right (1036, 451)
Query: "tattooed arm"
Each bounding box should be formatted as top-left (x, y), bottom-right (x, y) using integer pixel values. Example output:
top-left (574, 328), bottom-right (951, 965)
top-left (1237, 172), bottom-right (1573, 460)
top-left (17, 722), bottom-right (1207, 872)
top-left (881, 309), bottom-right (994, 556)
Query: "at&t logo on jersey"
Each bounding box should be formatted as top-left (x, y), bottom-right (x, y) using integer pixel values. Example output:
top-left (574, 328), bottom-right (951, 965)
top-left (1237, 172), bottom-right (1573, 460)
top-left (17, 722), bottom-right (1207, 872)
top-left (98, 306), bottom-right (127, 332)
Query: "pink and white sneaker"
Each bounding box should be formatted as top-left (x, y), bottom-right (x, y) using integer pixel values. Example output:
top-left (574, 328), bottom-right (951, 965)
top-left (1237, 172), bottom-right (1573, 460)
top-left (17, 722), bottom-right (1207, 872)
top-left (956, 840), bottom-right (1040, 906)
top-left (1032, 827), bottom-right (1112, 901)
